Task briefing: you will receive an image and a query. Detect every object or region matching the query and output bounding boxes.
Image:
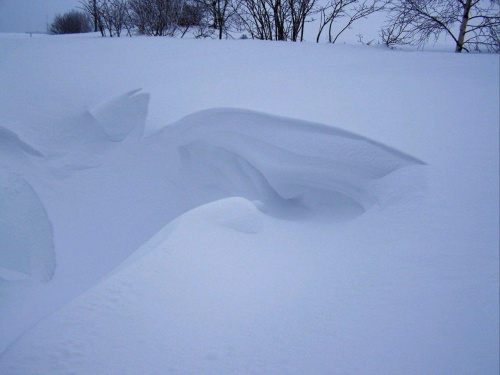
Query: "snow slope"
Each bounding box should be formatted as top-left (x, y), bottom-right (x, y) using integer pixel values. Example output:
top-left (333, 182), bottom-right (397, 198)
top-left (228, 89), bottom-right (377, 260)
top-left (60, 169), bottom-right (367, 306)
top-left (0, 33), bottom-right (498, 374)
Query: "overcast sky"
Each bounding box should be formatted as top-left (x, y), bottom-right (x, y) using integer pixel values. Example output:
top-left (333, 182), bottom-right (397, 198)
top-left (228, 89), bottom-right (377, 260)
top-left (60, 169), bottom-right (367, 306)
top-left (0, 0), bottom-right (80, 33)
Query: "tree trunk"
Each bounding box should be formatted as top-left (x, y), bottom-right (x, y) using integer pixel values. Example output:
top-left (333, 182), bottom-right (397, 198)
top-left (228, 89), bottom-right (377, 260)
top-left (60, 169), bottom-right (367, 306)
top-left (93, 0), bottom-right (98, 32)
top-left (300, 17), bottom-right (305, 42)
top-left (456, 0), bottom-right (472, 52)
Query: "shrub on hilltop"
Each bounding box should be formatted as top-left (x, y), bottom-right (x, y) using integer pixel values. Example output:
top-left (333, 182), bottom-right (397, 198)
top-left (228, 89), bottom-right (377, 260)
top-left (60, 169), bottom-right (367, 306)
top-left (49, 10), bottom-right (92, 35)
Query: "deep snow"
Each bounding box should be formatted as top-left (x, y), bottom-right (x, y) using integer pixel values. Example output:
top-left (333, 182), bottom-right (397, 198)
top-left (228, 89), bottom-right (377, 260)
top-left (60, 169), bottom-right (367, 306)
top-left (0, 33), bottom-right (498, 374)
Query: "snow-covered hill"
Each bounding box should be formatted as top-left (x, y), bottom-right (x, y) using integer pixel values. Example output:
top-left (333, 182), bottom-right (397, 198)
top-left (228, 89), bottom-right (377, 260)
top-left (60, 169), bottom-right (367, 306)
top-left (0, 33), bottom-right (498, 374)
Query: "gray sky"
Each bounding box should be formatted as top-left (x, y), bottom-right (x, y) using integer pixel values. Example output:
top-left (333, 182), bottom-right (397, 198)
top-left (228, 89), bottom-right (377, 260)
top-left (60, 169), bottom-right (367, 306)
top-left (0, 0), bottom-right (80, 33)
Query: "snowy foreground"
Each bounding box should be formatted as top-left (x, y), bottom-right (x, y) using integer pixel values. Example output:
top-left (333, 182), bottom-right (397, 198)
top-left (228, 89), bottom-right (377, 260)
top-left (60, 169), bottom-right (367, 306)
top-left (0, 33), bottom-right (499, 374)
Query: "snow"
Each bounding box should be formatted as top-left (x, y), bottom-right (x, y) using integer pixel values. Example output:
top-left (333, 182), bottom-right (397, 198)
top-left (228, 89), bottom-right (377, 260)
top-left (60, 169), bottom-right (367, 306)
top-left (169, 108), bottom-right (424, 219)
top-left (89, 88), bottom-right (150, 141)
top-left (0, 168), bottom-right (54, 282)
top-left (0, 33), bottom-right (498, 374)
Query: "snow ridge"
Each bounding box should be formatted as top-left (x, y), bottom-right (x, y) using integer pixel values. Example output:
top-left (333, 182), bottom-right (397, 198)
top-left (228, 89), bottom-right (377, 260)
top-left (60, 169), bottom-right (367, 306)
top-left (165, 108), bottom-right (425, 219)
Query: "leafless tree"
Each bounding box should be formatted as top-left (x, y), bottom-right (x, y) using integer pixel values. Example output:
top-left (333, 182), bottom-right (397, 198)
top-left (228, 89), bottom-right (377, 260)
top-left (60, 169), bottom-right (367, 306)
top-left (79, 0), bottom-right (106, 35)
top-left (238, 0), bottom-right (316, 40)
top-left (98, 0), bottom-right (130, 36)
top-left (195, 0), bottom-right (242, 39)
top-left (316, 0), bottom-right (386, 43)
top-left (238, 0), bottom-right (274, 39)
top-left (289, 0), bottom-right (318, 41)
top-left (381, 0), bottom-right (500, 52)
top-left (239, 0), bottom-right (290, 40)
top-left (129, 0), bottom-right (186, 36)
top-left (80, 0), bottom-right (132, 37)
top-left (177, 0), bottom-right (205, 36)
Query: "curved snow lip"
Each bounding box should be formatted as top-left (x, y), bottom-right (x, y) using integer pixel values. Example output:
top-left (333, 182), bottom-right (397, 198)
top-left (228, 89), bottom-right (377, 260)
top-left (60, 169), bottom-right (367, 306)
top-left (161, 108), bottom-right (426, 220)
top-left (0, 168), bottom-right (55, 283)
top-left (89, 88), bottom-right (150, 142)
top-left (168, 108), bottom-right (425, 165)
top-left (0, 126), bottom-right (44, 157)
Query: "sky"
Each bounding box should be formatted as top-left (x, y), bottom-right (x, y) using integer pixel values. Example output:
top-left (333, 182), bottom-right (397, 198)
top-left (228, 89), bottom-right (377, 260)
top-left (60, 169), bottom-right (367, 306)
top-left (0, 0), bottom-right (80, 33)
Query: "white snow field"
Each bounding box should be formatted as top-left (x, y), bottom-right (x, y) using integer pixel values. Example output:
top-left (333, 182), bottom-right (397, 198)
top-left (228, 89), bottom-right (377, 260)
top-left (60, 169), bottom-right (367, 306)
top-left (0, 33), bottom-right (498, 374)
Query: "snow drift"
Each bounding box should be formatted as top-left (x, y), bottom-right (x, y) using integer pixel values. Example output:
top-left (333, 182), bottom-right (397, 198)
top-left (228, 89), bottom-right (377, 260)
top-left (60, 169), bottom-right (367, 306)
top-left (0, 34), bottom-right (497, 375)
top-left (166, 108), bottom-right (425, 219)
top-left (0, 90), bottom-right (432, 373)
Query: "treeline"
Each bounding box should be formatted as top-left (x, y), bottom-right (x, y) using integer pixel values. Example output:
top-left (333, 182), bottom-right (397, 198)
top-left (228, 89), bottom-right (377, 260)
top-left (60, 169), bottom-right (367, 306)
top-left (49, 0), bottom-right (499, 52)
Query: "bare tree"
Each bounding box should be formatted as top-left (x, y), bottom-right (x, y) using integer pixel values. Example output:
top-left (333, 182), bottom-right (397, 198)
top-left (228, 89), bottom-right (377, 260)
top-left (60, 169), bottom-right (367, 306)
top-left (178, 0), bottom-right (205, 36)
top-left (195, 0), bottom-right (242, 39)
top-left (238, 0), bottom-right (275, 39)
top-left (381, 0), bottom-right (500, 52)
top-left (270, 0), bottom-right (290, 40)
top-left (79, 0), bottom-right (106, 36)
top-left (316, 0), bottom-right (386, 43)
top-left (100, 0), bottom-right (132, 37)
top-left (239, 0), bottom-right (316, 40)
top-left (288, 0), bottom-right (318, 41)
top-left (129, 0), bottom-right (185, 36)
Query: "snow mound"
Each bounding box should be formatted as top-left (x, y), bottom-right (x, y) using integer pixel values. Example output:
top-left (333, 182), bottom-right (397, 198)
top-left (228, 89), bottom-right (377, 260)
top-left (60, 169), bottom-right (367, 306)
top-left (0, 168), bottom-right (55, 282)
top-left (167, 109), bottom-right (425, 219)
top-left (0, 197), bottom-right (276, 374)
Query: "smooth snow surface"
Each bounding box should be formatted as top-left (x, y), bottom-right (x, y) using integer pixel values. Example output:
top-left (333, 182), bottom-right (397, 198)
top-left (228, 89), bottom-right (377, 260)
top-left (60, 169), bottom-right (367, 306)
top-left (0, 33), bottom-right (498, 374)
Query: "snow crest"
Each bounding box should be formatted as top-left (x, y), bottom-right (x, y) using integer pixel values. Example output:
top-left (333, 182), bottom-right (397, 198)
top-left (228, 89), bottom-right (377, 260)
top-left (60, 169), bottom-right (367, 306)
top-left (166, 108), bottom-right (425, 220)
top-left (89, 89), bottom-right (150, 141)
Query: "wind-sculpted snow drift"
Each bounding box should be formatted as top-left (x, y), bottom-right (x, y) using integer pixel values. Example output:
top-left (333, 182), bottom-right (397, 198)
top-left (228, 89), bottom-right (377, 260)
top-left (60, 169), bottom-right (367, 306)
top-left (0, 89), bottom-right (424, 284)
top-left (0, 89), bottom-right (429, 365)
top-left (166, 108), bottom-right (425, 219)
top-left (0, 90), bottom-right (423, 374)
top-left (1, 32), bottom-right (498, 373)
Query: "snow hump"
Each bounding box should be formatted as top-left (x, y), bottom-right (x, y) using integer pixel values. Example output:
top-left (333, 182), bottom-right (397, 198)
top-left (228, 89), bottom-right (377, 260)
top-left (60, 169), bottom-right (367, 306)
top-left (164, 108), bottom-right (425, 220)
